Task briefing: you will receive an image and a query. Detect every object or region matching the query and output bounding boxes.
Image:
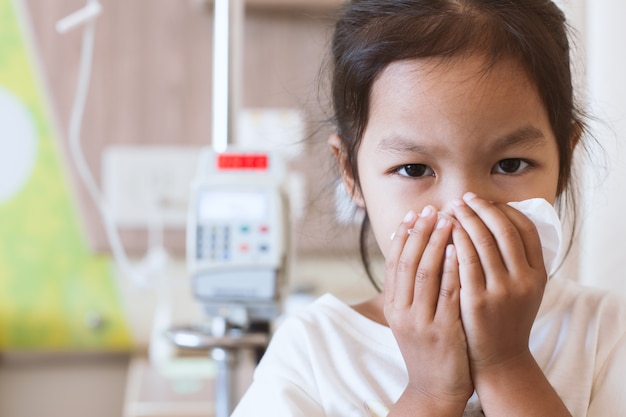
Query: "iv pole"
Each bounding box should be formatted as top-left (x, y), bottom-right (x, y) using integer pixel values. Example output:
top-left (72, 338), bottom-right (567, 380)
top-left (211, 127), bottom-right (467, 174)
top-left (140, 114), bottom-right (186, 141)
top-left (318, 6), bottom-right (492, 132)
top-left (211, 1), bottom-right (245, 415)
top-left (167, 3), bottom-right (269, 417)
top-left (212, 0), bottom-right (244, 154)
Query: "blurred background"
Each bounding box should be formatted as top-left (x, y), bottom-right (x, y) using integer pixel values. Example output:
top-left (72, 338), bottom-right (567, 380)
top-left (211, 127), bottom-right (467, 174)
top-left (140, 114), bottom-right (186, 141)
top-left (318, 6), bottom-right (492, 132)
top-left (0, 0), bottom-right (624, 416)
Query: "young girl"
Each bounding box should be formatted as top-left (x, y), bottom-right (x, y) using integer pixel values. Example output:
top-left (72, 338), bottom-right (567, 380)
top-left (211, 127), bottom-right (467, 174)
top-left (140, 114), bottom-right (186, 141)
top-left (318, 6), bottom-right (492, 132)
top-left (232, 1), bottom-right (626, 416)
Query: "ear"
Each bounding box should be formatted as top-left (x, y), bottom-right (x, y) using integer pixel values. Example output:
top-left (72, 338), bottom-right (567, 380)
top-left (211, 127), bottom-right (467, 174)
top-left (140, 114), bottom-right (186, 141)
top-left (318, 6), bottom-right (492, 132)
top-left (558, 121), bottom-right (585, 195)
top-left (571, 121), bottom-right (584, 150)
top-left (328, 133), bottom-right (365, 208)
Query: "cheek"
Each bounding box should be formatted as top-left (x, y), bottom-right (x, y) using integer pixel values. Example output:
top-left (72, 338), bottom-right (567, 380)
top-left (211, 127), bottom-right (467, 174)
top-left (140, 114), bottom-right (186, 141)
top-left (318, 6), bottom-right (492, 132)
top-left (364, 201), bottom-right (407, 259)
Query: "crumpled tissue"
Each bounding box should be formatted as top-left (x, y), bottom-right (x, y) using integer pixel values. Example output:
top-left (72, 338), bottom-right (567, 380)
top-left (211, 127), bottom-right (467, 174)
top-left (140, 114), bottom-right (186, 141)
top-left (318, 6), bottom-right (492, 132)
top-left (507, 198), bottom-right (562, 276)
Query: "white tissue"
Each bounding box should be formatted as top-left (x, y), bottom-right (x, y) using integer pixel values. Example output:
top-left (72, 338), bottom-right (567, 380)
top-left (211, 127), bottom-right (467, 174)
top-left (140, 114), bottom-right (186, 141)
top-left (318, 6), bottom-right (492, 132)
top-left (365, 400), bottom-right (389, 417)
top-left (507, 198), bottom-right (562, 276)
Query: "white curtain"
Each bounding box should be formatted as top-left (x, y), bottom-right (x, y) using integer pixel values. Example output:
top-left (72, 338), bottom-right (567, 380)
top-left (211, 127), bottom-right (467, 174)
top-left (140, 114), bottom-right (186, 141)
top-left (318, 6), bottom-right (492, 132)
top-left (578, 0), bottom-right (626, 293)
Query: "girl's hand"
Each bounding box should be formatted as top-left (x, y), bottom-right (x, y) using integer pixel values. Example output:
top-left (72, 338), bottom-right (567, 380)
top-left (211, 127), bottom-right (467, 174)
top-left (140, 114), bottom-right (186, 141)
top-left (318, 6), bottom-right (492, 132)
top-left (384, 206), bottom-right (473, 414)
top-left (451, 193), bottom-right (547, 376)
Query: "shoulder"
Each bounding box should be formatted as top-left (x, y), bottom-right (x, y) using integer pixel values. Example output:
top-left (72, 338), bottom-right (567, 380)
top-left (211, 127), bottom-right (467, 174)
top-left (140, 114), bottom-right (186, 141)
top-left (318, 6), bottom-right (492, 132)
top-left (269, 293), bottom-right (394, 353)
top-left (538, 278), bottom-right (626, 358)
top-left (251, 294), bottom-right (396, 398)
top-left (235, 296), bottom-right (399, 416)
top-left (543, 278), bottom-right (626, 322)
top-left (259, 293), bottom-right (395, 373)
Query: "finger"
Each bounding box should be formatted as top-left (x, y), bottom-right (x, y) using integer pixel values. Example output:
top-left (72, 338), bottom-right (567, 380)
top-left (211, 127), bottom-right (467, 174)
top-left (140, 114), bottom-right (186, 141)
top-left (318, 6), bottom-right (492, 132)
top-left (412, 215), bottom-right (454, 320)
top-left (498, 204), bottom-right (545, 274)
top-left (460, 195), bottom-right (538, 280)
top-left (392, 206), bottom-right (438, 307)
top-left (435, 244), bottom-right (461, 324)
top-left (451, 195), bottom-right (509, 280)
top-left (385, 210), bottom-right (419, 306)
top-left (451, 222), bottom-right (485, 292)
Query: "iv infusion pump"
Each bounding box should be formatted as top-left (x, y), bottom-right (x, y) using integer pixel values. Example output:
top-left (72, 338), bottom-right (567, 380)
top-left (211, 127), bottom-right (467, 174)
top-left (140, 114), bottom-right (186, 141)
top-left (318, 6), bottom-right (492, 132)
top-left (187, 149), bottom-right (288, 321)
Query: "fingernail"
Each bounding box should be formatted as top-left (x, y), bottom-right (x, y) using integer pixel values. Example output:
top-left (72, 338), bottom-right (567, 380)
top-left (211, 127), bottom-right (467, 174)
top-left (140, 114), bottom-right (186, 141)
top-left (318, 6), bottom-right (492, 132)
top-left (446, 244), bottom-right (455, 258)
top-left (403, 210), bottom-right (416, 223)
top-left (453, 198), bottom-right (465, 207)
top-left (390, 231), bottom-right (396, 240)
top-left (436, 217), bottom-right (449, 229)
top-left (463, 192), bottom-right (477, 202)
top-left (421, 206), bottom-right (433, 217)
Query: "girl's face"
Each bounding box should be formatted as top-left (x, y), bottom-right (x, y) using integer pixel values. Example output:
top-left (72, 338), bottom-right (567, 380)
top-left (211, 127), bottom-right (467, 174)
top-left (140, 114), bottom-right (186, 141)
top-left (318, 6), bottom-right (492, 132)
top-left (349, 56), bottom-right (560, 259)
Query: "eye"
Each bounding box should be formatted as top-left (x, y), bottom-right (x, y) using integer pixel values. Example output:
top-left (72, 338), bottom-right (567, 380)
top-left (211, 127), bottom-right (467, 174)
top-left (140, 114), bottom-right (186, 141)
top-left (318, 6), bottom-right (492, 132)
top-left (493, 158), bottom-right (531, 175)
top-left (396, 164), bottom-right (435, 178)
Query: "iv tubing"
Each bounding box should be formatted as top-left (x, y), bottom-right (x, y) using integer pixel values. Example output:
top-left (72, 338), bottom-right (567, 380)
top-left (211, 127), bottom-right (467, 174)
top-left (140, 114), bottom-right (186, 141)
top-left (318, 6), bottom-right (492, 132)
top-left (55, 1), bottom-right (102, 34)
top-left (64, 0), bottom-right (148, 286)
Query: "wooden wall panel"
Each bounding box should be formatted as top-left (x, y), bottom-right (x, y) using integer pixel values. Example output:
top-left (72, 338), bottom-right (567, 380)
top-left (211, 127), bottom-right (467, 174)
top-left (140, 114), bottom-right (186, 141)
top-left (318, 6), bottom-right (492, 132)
top-left (23, 0), bottom-right (363, 257)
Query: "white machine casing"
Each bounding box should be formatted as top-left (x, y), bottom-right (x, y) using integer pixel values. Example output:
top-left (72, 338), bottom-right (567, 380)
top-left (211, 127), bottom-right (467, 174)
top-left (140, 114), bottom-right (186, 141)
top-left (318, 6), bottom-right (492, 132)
top-left (187, 148), bottom-right (288, 320)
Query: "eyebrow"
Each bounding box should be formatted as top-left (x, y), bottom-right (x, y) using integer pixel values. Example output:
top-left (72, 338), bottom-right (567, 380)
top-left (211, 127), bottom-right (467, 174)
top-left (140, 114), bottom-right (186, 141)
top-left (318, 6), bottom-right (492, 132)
top-left (492, 124), bottom-right (548, 152)
top-left (377, 124), bottom-right (549, 155)
top-left (377, 136), bottom-right (440, 156)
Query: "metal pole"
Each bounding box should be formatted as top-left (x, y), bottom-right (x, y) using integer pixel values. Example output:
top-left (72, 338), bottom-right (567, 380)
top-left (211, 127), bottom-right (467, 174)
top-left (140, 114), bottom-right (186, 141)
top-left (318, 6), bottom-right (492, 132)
top-left (212, 0), bottom-right (244, 154)
top-left (212, 346), bottom-right (238, 417)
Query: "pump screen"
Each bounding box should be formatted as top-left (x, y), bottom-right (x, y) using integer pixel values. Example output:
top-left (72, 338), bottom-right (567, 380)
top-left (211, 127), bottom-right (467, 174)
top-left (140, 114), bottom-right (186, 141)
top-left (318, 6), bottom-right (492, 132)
top-left (198, 190), bottom-right (268, 221)
top-left (217, 154), bottom-right (268, 170)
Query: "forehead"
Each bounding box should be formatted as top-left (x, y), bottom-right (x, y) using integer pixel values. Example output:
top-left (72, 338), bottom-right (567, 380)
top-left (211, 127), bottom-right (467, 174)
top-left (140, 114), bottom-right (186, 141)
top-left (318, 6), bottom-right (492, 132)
top-left (371, 55), bottom-right (539, 114)
top-left (364, 55), bottom-right (553, 152)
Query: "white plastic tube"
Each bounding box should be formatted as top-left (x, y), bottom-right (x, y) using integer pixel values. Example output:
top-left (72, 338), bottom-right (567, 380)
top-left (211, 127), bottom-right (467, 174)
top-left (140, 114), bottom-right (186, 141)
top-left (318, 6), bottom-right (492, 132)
top-left (56, 1), bottom-right (102, 34)
top-left (60, 0), bottom-right (164, 287)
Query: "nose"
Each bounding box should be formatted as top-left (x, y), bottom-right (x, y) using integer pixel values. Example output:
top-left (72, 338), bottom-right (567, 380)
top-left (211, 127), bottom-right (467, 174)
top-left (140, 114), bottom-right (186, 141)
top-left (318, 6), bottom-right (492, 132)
top-left (435, 175), bottom-right (492, 216)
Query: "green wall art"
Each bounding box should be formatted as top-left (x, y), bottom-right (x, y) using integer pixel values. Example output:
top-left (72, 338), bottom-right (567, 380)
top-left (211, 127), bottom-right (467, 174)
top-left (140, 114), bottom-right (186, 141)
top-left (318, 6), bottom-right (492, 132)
top-left (0, 0), bottom-right (131, 350)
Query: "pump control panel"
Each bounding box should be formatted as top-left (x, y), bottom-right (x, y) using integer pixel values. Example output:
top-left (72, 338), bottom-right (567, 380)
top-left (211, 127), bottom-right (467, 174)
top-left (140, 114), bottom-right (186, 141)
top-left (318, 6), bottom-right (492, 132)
top-left (187, 150), bottom-right (287, 318)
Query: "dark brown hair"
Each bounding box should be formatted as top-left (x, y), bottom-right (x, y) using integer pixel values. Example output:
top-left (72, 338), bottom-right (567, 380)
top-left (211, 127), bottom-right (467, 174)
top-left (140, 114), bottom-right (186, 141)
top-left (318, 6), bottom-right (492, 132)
top-left (329, 0), bottom-right (586, 289)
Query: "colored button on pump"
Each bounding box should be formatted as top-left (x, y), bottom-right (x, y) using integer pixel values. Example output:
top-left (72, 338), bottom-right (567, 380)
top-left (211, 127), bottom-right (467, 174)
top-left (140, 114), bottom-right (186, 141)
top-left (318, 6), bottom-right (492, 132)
top-left (259, 225), bottom-right (269, 233)
top-left (240, 225), bottom-right (250, 233)
top-left (239, 244), bottom-right (250, 253)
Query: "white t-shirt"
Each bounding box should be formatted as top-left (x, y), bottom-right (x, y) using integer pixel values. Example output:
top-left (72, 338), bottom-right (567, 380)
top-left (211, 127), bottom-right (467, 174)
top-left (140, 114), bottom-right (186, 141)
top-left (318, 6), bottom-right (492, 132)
top-left (232, 278), bottom-right (626, 416)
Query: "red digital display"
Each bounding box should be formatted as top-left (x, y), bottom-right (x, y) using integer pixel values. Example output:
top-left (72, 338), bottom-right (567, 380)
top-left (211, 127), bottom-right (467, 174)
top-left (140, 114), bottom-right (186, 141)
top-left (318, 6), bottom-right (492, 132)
top-left (217, 153), bottom-right (269, 170)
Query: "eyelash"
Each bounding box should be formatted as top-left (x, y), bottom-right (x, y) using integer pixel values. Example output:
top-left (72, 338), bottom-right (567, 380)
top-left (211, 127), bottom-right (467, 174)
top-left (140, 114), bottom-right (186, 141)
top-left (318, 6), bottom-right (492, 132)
top-left (393, 158), bottom-right (535, 178)
top-left (394, 164), bottom-right (435, 178)
top-left (492, 158), bottom-right (535, 175)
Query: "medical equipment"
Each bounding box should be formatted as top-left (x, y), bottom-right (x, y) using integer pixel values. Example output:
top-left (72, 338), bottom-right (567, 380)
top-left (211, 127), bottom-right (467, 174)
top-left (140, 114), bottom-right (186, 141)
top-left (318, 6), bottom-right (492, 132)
top-left (168, 147), bottom-right (289, 416)
top-left (187, 149), bottom-right (288, 320)
top-left (167, 149), bottom-right (289, 417)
